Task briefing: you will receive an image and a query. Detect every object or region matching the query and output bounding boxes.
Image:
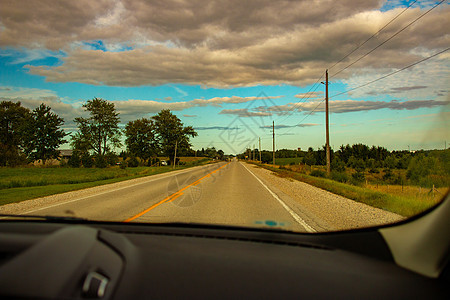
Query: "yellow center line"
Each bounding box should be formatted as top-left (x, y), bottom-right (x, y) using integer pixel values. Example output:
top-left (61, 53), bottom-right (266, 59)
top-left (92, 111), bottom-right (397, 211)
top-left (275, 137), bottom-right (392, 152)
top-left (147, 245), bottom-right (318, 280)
top-left (124, 162), bottom-right (230, 222)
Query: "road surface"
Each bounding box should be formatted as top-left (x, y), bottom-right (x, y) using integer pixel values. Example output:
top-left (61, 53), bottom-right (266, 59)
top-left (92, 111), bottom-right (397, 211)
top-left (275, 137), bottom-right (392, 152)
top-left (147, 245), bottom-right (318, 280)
top-left (1, 159), bottom-right (402, 232)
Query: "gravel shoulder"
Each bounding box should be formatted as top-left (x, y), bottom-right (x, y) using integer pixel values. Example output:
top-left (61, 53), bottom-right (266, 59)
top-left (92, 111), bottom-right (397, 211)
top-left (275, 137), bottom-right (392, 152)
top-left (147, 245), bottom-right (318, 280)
top-left (246, 163), bottom-right (405, 231)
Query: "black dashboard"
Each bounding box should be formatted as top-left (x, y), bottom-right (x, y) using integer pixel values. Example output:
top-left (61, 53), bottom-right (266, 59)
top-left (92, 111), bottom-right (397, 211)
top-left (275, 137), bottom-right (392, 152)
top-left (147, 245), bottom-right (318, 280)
top-left (0, 220), bottom-right (448, 299)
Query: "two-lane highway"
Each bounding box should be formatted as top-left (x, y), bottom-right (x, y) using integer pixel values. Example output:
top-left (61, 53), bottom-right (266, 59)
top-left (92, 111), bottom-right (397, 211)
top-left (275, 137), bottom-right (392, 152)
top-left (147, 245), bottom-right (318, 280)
top-left (13, 160), bottom-right (318, 232)
top-left (4, 159), bottom-right (403, 232)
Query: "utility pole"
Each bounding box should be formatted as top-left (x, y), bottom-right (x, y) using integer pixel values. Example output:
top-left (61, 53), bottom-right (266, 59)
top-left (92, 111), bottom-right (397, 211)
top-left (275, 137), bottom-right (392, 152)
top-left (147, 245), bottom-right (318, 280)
top-left (272, 121), bottom-right (275, 165)
top-left (252, 144), bottom-right (255, 162)
top-left (259, 137), bottom-right (262, 162)
top-left (173, 140), bottom-right (178, 169)
top-left (325, 70), bottom-right (330, 174)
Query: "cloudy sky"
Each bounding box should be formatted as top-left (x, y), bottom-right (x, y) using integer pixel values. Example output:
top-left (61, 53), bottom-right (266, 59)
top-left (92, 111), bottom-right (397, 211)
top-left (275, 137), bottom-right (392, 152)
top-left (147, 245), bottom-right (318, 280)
top-left (0, 0), bottom-right (449, 154)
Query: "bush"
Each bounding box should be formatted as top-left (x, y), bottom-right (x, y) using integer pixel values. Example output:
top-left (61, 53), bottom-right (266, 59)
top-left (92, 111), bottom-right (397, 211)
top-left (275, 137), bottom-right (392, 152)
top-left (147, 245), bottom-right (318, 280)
top-left (350, 170), bottom-right (365, 185)
top-left (368, 167), bottom-right (379, 174)
top-left (105, 152), bottom-right (118, 166)
top-left (331, 157), bottom-right (346, 172)
top-left (68, 151), bottom-right (81, 168)
top-left (147, 157), bottom-right (159, 166)
top-left (59, 159), bottom-right (68, 167)
top-left (383, 168), bottom-right (393, 181)
top-left (127, 156), bottom-right (139, 168)
top-left (330, 171), bottom-right (348, 183)
top-left (94, 155), bottom-right (108, 168)
top-left (81, 152), bottom-right (93, 168)
top-left (310, 169), bottom-right (326, 178)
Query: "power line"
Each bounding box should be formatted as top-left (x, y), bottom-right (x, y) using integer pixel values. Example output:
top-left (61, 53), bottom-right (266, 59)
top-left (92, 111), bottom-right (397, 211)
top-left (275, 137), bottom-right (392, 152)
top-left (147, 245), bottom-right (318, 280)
top-left (274, 0), bottom-right (425, 131)
top-left (281, 46), bottom-right (449, 133)
top-left (331, 47), bottom-right (450, 98)
top-left (277, 99), bottom-right (325, 137)
top-left (331, 0), bottom-right (446, 78)
top-left (274, 72), bottom-right (325, 124)
top-left (328, 0), bottom-right (418, 71)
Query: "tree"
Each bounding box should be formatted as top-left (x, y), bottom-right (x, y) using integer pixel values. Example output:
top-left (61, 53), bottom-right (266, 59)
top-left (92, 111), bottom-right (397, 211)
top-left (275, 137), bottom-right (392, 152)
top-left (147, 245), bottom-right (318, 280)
top-left (0, 101), bottom-right (30, 166)
top-left (81, 152), bottom-right (93, 168)
top-left (205, 147), bottom-right (217, 158)
top-left (72, 98), bottom-right (121, 156)
top-left (152, 109), bottom-right (197, 161)
top-left (217, 149), bottom-right (225, 160)
top-left (68, 150), bottom-right (81, 167)
top-left (304, 148), bottom-right (316, 166)
top-left (22, 103), bottom-right (67, 164)
top-left (124, 118), bottom-right (158, 163)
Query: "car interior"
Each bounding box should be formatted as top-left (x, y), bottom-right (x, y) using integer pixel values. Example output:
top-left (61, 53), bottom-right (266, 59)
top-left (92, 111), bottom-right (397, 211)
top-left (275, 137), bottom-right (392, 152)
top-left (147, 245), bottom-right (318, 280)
top-left (0, 192), bottom-right (448, 299)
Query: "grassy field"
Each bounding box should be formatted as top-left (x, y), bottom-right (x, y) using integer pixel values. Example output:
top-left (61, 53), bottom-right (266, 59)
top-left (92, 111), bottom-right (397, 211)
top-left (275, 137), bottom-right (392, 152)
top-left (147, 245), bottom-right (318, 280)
top-left (253, 163), bottom-right (447, 217)
top-left (0, 158), bottom-right (211, 206)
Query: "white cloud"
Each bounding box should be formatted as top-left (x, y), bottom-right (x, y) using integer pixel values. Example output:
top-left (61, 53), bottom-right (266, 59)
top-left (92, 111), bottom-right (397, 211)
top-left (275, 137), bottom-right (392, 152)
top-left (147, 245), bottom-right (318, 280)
top-left (255, 98), bottom-right (449, 114)
top-left (219, 109), bottom-right (272, 117)
top-left (0, 86), bottom-right (58, 98)
top-left (0, 1), bottom-right (444, 89)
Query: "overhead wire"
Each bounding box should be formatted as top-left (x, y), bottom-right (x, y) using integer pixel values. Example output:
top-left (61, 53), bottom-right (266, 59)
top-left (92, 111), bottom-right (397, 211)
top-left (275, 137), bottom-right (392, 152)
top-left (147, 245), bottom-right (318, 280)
top-left (274, 72), bottom-right (325, 123)
top-left (330, 0), bottom-right (446, 78)
top-left (281, 0), bottom-right (447, 132)
top-left (330, 47), bottom-right (450, 98)
top-left (275, 0), bottom-right (423, 136)
top-left (277, 46), bottom-right (449, 138)
top-left (328, 0), bottom-right (418, 71)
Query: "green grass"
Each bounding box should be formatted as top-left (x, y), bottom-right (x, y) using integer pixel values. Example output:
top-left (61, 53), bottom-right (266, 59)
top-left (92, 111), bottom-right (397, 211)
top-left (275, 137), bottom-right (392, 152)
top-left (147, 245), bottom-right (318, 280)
top-left (254, 163), bottom-right (440, 217)
top-left (0, 158), bottom-right (212, 206)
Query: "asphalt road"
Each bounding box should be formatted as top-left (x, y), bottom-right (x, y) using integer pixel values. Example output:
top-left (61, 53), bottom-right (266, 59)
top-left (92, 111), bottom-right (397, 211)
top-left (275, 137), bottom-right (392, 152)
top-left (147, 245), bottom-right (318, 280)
top-left (20, 159), bottom-right (318, 232)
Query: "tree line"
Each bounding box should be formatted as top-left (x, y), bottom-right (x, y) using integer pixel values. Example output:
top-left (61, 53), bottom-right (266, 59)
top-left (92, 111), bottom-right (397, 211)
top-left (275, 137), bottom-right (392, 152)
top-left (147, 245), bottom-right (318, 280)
top-left (239, 144), bottom-right (449, 188)
top-left (0, 98), bottom-right (200, 168)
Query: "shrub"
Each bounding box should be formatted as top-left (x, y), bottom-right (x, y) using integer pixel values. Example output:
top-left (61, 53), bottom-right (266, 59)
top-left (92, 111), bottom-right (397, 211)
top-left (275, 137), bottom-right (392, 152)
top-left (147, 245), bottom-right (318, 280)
top-left (105, 152), bottom-right (118, 166)
top-left (331, 157), bottom-right (346, 172)
top-left (81, 152), bottom-right (93, 168)
top-left (127, 156), bottom-right (139, 168)
top-left (94, 155), bottom-right (108, 168)
top-left (330, 171), bottom-right (348, 183)
top-left (383, 168), bottom-right (393, 181)
top-left (350, 169), bottom-right (365, 186)
top-left (310, 169), bottom-right (326, 178)
top-left (368, 167), bottom-right (379, 174)
top-left (68, 151), bottom-right (81, 168)
top-left (147, 157), bottom-right (159, 166)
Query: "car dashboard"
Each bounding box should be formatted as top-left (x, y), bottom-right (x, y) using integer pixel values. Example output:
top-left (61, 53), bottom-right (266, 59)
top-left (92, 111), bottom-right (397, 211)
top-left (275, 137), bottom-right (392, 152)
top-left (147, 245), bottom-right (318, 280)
top-left (0, 219), bottom-right (448, 299)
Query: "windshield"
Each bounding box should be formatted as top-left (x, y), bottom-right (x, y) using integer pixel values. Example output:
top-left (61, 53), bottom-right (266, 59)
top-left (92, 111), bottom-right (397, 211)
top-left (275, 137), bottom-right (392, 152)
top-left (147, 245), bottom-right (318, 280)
top-left (0, 0), bottom-right (448, 233)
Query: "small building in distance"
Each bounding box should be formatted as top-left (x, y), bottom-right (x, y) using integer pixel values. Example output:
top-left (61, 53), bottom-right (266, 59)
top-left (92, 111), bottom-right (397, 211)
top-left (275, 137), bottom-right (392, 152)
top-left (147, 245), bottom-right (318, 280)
top-left (59, 149), bottom-right (73, 160)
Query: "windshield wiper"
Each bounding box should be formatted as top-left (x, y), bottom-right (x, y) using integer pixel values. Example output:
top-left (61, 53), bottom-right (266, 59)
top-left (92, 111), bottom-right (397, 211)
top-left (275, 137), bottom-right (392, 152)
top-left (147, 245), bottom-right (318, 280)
top-left (0, 214), bottom-right (87, 222)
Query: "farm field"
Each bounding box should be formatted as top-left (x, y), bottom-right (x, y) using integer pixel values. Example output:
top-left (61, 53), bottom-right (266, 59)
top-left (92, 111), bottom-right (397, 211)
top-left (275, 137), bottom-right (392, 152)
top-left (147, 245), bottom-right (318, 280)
top-left (0, 158), bottom-right (211, 205)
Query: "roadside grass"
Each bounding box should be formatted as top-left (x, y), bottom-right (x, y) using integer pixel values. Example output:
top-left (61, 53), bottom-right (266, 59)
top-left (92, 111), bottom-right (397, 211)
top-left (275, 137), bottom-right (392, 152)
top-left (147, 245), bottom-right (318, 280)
top-left (0, 158), bottom-right (212, 206)
top-left (252, 163), bottom-right (445, 217)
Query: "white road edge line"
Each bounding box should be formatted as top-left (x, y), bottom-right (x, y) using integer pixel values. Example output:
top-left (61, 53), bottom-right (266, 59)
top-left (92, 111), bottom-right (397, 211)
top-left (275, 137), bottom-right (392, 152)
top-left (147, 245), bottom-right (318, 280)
top-left (241, 162), bottom-right (316, 233)
top-left (11, 163), bottom-right (224, 216)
